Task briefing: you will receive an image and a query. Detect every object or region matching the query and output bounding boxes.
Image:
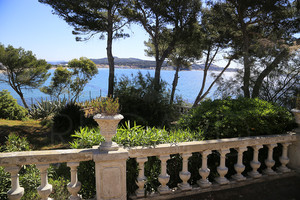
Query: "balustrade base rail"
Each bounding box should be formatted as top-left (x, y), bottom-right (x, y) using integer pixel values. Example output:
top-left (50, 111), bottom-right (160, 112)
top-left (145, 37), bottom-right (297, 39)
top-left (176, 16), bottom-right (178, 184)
top-left (130, 171), bottom-right (297, 200)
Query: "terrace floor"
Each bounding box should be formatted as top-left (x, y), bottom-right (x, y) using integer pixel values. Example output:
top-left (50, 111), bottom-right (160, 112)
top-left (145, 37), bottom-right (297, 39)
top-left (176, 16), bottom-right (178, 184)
top-left (176, 174), bottom-right (300, 200)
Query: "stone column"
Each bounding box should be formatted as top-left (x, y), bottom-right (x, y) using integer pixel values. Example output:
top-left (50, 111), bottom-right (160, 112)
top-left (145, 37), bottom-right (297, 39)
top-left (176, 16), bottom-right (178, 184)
top-left (93, 148), bottom-right (128, 200)
top-left (278, 142), bottom-right (292, 173)
top-left (178, 153), bottom-right (192, 191)
top-left (135, 157), bottom-right (148, 197)
top-left (232, 147), bottom-right (247, 181)
top-left (248, 145), bottom-right (263, 178)
top-left (67, 162), bottom-right (82, 200)
top-left (263, 144), bottom-right (277, 175)
top-left (5, 165), bottom-right (24, 200)
top-left (197, 150), bottom-right (212, 188)
top-left (158, 155), bottom-right (170, 194)
top-left (215, 149), bottom-right (230, 185)
top-left (288, 133), bottom-right (300, 173)
top-left (36, 164), bottom-right (52, 200)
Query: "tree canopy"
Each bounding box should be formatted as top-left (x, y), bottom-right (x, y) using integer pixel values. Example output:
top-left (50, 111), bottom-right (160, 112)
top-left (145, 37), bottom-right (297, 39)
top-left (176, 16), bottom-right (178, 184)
top-left (39, 0), bottom-right (129, 96)
top-left (123, 0), bottom-right (201, 90)
top-left (210, 0), bottom-right (300, 98)
top-left (41, 57), bottom-right (98, 102)
top-left (0, 44), bottom-right (51, 109)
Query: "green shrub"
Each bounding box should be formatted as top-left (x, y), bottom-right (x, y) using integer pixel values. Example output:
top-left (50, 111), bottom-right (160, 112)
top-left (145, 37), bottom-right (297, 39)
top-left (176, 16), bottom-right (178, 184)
top-left (70, 122), bottom-right (203, 149)
top-left (52, 102), bottom-right (97, 142)
top-left (1, 134), bottom-right (31, 152)
top-left (0, 167), bottom-right (10, 200)
top-left (49, 177), bottom-right (70, 200)
top-left (70, 126), bottom-right (104, 149)
top-left (0, 90), bottom-right (28, 120)
top-left (114, 72), bottom-right (181, 128)
top-left (178, 97), bottom-right (296, 139)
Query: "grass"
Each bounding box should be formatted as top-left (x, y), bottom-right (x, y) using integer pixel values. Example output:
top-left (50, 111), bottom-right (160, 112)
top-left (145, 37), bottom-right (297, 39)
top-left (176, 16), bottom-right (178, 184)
top-left (0, 119), bottom-right (69, 150)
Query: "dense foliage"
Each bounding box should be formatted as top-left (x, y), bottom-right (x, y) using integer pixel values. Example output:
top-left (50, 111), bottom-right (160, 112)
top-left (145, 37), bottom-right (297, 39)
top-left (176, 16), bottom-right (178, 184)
top-left (0, 90), bottom-right (28, 120)
top-left (52, 102), bottom-right (96, 141)
top-left (178, 98), bottom-right (296, 139)
top-left (114, 72), bottom-right (181, 128)
top-left (70, 122), bottom-right (203, 149)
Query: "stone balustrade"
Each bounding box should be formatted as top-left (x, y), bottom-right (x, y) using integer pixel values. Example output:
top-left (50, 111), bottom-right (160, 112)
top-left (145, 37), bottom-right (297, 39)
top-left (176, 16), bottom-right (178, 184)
top-left (0, 133), bottom-right (299, 200)
top-left (128, 133), bottom-right (298, 198)
top-left (0, 149), bottom-right (94, 200)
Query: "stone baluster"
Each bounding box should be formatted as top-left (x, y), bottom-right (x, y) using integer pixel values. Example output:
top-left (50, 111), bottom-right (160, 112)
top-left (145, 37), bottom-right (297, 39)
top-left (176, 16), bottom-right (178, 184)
top-left (232, 147), bottom-right (247, 181)
top-left (67, 162), bottom-right (82, 200)
top-left (36, 164), bottom-right (52, 200)
top-left (263, 144), bottom-right (277, 175)
top-left (278, 142), bottom-right (292, 173)
top-left (158, 155), bottom-right (170, 194)
top-left (135, 157), bottom-right (148, 197)
top-left (178, 153), bottom-right (192, 191)
top-left (197, 150), bottom-right (212, 188)
top-left (215, 149), bottom-right (230, 185)
top-left (5, 166), bottom-right (24, 200)
top-left (248, 145), bottom-right (263, 178)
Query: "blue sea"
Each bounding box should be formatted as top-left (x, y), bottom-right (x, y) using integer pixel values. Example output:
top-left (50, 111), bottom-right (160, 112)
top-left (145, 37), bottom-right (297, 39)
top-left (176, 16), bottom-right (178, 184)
top-left (0, 68), bottom-right (235, 106)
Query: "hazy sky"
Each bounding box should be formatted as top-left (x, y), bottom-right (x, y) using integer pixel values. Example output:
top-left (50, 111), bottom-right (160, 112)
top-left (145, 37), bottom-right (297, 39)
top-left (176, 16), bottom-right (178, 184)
top-left (0, 0), bottom-right (152, 62)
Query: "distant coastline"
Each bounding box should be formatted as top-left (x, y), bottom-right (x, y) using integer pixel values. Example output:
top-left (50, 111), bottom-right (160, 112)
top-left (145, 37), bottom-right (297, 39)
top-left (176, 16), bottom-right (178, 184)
top-left (49, 57), bottom-right (238, 72)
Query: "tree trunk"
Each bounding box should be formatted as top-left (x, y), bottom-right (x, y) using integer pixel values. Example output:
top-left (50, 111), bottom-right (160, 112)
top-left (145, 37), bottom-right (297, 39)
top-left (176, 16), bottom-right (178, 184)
top-left (107, 8), bottom-right (114, 97)
top-left (153, 35), bottom-right (176, 92)
top-left (251, 50), bottom-right (288, 98)
top-left (238, 8), bottom-right (251, 98)
top-left (18, 91), bottom-right (29, 109)
top-left (8, 80), bottom-right (29, 109)
top-left (193, 47), bottom-right (212, 107)
top-left (154, 60), bottom-right (162, 91)
top-left (193, 58), bottom-right (233, 107)
top-left (170, 64), bottom-right (180, 105)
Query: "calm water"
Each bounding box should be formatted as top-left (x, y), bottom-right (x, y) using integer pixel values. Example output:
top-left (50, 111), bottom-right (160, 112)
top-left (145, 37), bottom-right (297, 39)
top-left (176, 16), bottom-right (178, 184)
top-left (0, 68), bottom-right (234, 106)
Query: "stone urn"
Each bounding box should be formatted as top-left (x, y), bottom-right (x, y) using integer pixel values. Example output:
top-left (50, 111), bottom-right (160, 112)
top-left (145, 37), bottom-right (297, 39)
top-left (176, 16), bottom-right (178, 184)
top-left (93, 114), bottom-right (124, 151)
top-left (292, 109), bottom-right (300, 130)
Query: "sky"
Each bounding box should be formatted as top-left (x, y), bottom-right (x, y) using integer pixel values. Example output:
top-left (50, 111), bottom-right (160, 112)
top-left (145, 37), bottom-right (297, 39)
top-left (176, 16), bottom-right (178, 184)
top-left (0, 0), bottom-right (152, 62)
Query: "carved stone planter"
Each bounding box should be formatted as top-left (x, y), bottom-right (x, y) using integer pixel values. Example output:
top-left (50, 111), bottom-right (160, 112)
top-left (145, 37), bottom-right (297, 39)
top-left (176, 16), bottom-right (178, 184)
top-left (291, 109), bottom-right (300, 128)
top-left (93, 114), bottom-right (124, 151)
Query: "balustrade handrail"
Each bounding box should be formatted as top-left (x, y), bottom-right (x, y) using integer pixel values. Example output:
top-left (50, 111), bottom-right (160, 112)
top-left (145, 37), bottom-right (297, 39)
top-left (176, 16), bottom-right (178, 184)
top-left (0, 148), bottom-right (94, 167)
top-left (127, 132), bottom-right (297, 158)
top-left (0, 133), bottom-right (296, 166)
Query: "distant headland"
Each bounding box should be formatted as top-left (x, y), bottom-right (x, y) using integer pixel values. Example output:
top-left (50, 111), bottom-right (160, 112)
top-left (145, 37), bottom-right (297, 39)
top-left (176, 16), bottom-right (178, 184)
top-left (48, 57), bottom-right (238, 72)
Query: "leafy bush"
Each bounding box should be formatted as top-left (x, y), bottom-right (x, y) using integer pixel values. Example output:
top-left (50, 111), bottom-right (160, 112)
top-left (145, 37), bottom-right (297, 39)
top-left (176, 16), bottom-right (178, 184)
top-left (114, 72), bottom-right (181, 128)
top-left (29, 97), bottom-right (68, 120)
top-left (70, 122), bottom-right (203, 149)
top-left (178, 98), bottom-right (296, 139)
top-left (1, 134), bottom-right (31, 152)
top-left (0, 90), bottom-right (28, 120)
top-left (70, 127), bottom-right (104, 149)
top-left (52, 102), bottom-right (97, 142)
